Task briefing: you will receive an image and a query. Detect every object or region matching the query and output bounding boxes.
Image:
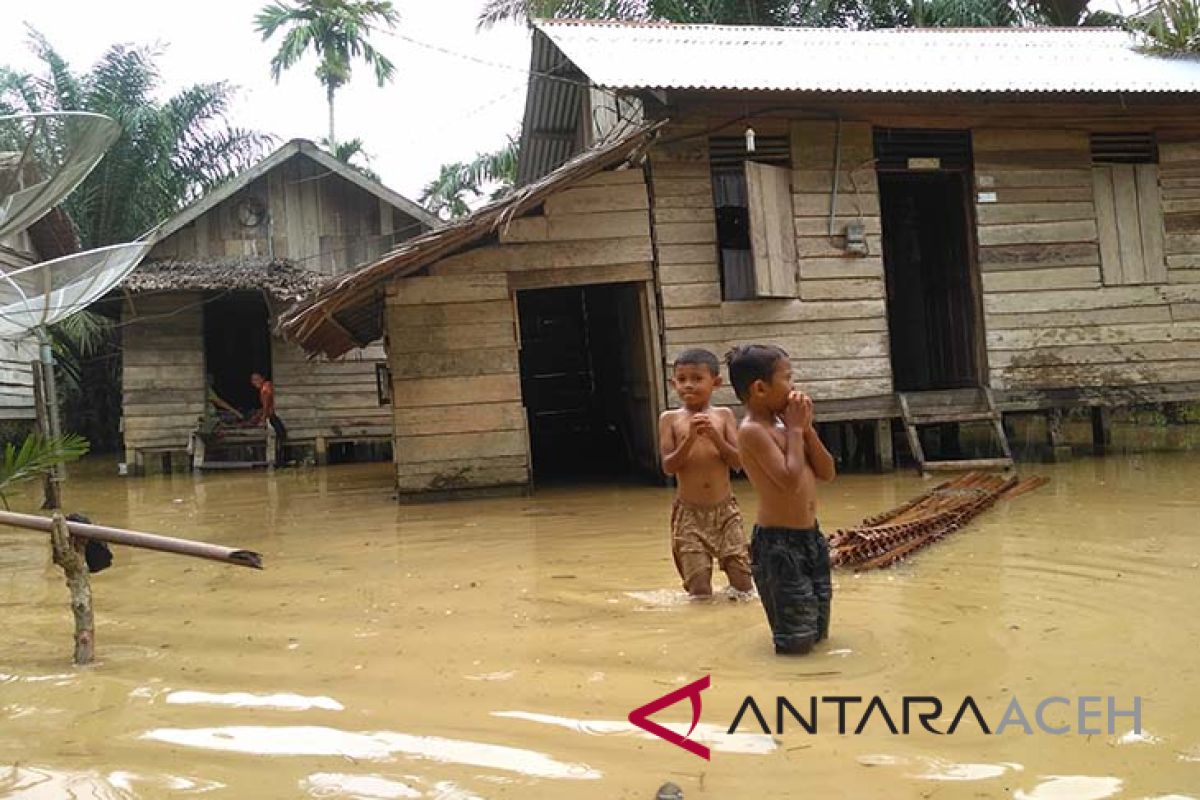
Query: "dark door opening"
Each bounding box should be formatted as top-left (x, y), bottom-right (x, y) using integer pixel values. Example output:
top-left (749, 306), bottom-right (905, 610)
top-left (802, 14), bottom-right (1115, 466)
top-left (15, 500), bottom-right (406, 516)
top-left (203, 293), bottom-right (272, 414)
top-left (876, 130), bottom-right (983, 392)
top-left (517, 282), bottom-right (658, 482)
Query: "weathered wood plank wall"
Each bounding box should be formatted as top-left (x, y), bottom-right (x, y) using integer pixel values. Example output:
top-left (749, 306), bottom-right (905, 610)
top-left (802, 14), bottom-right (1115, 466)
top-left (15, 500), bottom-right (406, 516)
top-left (120, 293), bottom-right (206, 459)
top-left (148, 154), bottom-right (408, 275)
top-left (0, 339), bottom-right (36, 421)
top-left (387, 274), bottom-right (528, 494)
top-left (0, 231), bottom-right (39, 420)
top-left (271, 339), bottom-right (391, 443)
top-left (650, 120), bottom-right (892, 409)
top-left (975, 129), bottom-right (1200, 389)
top-left (382, 169), bottom-right (656, 493)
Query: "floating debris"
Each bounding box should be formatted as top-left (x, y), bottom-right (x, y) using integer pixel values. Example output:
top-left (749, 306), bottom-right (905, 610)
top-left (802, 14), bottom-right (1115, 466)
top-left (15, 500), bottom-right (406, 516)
top-left (830, 472), bottom-right (1048, 571)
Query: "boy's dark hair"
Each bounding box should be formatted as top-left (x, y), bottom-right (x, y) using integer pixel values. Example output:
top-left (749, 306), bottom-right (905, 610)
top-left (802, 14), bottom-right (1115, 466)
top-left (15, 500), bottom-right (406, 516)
top-left (673, 348), bottom-right (721, 377)
top-left (725, 344), bottom-right (789, 402)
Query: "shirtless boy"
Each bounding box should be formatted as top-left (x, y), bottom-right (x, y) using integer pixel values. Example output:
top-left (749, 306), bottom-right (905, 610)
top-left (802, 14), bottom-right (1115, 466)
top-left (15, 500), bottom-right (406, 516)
top-left (726, 344), bottom-right (837, 654)
top-left (658, 349), bottom-right (752, 598)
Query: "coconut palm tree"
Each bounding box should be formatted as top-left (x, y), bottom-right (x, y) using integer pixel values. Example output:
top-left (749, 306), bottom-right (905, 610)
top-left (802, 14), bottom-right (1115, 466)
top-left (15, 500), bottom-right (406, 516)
top-left (256, 0), bottom-right (399, 149)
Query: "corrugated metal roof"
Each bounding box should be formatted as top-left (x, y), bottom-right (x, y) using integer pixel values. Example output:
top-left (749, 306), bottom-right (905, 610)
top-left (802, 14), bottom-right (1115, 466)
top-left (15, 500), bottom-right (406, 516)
top-left (533, 20), bottom-right (1200, 93)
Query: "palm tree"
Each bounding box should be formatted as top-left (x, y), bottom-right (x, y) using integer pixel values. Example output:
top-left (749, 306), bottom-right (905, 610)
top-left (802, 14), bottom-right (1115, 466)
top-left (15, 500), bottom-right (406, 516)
top-left (0, 30), bottom-right (271, 248)
top-left (0, 29), bottom-right (271, 451)
top-left (256, 0), bottom-right (399, 149)
top-left (1132, 0), bottom-right (1200, 52)
top-left (479, 0), bottom-right (1121, 27)
top-left (320, 135), bottom-right (381, 181)
top-left (421, 134), bottom-right (520, 220)
top-left (0, 433), bottom-right (88, 510)
top-left (479, 0), bottom-right (858, 27)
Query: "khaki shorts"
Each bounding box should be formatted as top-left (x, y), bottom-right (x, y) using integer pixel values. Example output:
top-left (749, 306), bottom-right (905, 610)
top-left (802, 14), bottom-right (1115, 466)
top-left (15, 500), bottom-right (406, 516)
top-left (671, 496), bottom-right (750, 588)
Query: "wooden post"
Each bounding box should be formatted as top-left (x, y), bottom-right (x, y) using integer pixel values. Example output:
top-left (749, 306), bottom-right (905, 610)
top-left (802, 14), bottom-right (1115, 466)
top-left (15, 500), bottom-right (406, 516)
top-left (1090, 406), bottom-right (1111, 455)
top-left (30, 359), bottom-right (60, 509)
top-left (265, 419), bottom-right (277, 469)
top-left (1045, 408), bottom-right (1071, 462)
top-left (191, 433), bottom-right (206, 470)
top-left (49, 513), bottom-right (94, 665)
top-left (314, 435), bottom-right (328, 466)
top-left (875, 419), bottom-right (895, 472)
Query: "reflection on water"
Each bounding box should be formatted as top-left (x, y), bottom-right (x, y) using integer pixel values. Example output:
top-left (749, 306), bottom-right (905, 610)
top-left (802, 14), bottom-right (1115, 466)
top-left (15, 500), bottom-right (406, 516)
top-left (492, 710), bottom-right (777, 754)
top-left (141, 725), bottom-right (601, 780)
top-left (1013, 775), bottom-right (1123, 800)
top-left (164, 689), bottom-right (344, 711)
top-left (0, 766), bottom-right (223, 798)
top-left (1, 453), bottom-right (1199, 797)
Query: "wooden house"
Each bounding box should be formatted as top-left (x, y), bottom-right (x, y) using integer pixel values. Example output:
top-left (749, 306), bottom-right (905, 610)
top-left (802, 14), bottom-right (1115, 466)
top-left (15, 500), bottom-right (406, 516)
top-left (0, 207), bottom-right (82, 424)
top-left (280, 23), bottom-right (1200, 496)
top-left (119, 138), bottom-right (438, 473)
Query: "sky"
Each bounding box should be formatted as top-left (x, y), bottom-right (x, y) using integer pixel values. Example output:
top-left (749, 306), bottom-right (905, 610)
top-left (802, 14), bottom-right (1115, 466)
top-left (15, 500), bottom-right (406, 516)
top-left (0, 0), bottom-right (532, 201)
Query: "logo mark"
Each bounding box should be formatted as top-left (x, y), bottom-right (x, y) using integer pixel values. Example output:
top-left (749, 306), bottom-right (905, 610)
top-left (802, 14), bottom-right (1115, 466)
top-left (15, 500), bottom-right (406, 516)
top-left (628, 675), bottom-right (711, 760)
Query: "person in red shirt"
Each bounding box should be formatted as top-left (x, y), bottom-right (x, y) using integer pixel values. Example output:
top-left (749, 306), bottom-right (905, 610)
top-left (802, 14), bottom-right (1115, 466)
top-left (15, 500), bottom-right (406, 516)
top-left (250, 372), bottom-right (286, 464)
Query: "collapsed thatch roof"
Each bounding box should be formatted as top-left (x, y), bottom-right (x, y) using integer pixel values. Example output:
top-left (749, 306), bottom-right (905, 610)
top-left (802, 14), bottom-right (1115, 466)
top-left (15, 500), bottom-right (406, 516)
top-left (278, 121), bottom-right (664, 359)
top-left (122, 257), bottom-right (328, 302)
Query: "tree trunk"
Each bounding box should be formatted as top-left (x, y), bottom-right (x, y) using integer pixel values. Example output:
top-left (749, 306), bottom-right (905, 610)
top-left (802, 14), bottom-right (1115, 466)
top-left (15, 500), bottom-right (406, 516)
top-left (50, 513), bottom-right (94, 665)
top-left (327, 85), bottom-right (336, 151)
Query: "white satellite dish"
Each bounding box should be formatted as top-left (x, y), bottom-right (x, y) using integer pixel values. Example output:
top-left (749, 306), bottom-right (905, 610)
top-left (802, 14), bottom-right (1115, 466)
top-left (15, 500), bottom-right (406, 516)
top-left (0, 240), bottom-right (154, 339)
top-left (0, 111), bottom-right (121, 240)
top-left (0, 110), bottom-right (155, 505)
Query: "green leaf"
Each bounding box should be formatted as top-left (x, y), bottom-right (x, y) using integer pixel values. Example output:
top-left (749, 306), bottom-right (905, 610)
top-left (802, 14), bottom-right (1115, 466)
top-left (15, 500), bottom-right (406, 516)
top-left (0, 433), bottom-right (89, 496)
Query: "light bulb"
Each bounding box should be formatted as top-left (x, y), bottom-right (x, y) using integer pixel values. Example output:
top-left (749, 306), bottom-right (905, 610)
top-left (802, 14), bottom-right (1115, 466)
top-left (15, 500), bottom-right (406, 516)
top-left (745, 127), bottom-right (756, 154)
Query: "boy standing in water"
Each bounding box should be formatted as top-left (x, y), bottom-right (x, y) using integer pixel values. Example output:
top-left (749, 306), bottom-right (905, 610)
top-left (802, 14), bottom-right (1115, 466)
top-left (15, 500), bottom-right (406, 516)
top-left (658, 349), bottom-right (753, 598)
top-left (726, 345), bottom-right (836, 655)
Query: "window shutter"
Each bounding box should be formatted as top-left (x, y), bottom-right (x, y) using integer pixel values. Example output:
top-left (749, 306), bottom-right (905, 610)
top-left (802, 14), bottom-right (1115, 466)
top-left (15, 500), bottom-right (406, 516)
top-left (744, 161), bottom-right (797, 298)
top-left (1093, 164), bottom-right (1166, 286)
top-left (1135, 164), bottom-right (1167, 284)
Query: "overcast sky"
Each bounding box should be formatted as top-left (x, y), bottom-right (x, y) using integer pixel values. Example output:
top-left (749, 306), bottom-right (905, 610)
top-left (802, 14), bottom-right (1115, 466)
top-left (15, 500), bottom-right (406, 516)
top-left (0, 1), bottom-right (531, 202)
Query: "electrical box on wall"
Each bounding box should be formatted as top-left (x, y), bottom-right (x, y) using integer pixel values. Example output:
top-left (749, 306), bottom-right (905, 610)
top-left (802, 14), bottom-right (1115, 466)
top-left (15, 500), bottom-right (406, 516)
top-left (844, 221), bottom-right (869, 255)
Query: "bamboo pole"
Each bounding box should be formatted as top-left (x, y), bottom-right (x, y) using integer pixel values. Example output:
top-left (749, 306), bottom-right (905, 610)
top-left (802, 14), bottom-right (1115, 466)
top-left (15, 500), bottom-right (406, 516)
top-left (49, 513), bottom-right (93, 664)
top-left (0, 510), bottom-right (263, 569)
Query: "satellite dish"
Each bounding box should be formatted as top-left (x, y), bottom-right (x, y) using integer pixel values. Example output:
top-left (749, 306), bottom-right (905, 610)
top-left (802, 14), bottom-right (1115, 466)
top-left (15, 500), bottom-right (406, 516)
top-left (0, 240), bottom-right (154, 339)
top-left (0, 111), bottom-right (122, 240)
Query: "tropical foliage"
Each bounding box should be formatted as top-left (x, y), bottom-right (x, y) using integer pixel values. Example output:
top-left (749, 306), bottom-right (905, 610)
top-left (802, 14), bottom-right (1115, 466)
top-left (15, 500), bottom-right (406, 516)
top-left (421, 134), bottom-right (520, 220)
top-left (1132, 0), bottom-right (1200, 53)
top-left (256, 0), bottom-right (400, 148)
top-left (320, 135), bottom-right (381, 181)
top-left (0, 30), bottom-right (270, 450)
top-left (0, 29), bottom-right (270, 249)
top-left (477, 0), bottom-right (1121, 28)
top-left (0, 433), bottom-right (89, 509)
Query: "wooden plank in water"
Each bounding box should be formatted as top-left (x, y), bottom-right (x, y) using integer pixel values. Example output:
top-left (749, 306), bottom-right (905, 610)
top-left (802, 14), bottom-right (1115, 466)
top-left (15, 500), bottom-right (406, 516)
top-left (924, 459), bottom-right (1025, 473)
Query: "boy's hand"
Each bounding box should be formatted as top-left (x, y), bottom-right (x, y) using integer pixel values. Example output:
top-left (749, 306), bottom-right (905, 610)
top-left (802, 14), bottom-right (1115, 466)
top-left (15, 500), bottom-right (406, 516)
top-left (689, 412), bottom-right (713, 440)
top-left (783, 392), bottom-right (814, 431)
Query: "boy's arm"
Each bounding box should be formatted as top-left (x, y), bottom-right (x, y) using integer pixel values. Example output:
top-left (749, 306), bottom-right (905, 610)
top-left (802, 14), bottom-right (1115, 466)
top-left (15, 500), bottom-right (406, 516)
top-left (738, 423), bottom-right (806, 493)
top-left (712, 408), bottom-right (742, 471)
top-left (658, 412), bottom-right (696, 476)
top-left (804, 427), bottom-right (836, 481)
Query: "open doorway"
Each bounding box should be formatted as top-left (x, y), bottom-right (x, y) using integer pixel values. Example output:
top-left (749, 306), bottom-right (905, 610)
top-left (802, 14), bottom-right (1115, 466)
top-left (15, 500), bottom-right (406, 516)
top-left (876, 129), bottom-right (984, 392)
top-left (204, 293), bottom-right (272, 414)
top-left (517, 282), bottom-right (659, 483)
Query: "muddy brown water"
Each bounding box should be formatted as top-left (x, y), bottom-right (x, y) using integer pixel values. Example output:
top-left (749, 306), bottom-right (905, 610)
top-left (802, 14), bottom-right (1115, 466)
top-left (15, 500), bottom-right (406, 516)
top-left (2, 447), bottom-right (1199, 799)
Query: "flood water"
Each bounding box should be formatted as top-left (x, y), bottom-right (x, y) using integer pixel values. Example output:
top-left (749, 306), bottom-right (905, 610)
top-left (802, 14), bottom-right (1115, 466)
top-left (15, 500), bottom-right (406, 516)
top-left (2, 444), bottom-right (1199, 798)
